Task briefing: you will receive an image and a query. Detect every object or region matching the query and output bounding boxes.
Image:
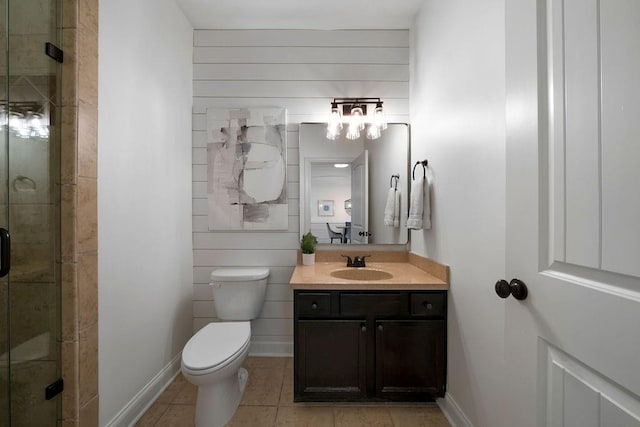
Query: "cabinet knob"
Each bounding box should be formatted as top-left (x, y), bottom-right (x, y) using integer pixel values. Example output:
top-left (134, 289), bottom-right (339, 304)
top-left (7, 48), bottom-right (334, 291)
top-left (422, 301), bottom-right (433, 310)
top-left (361, 325), bottom-right (367, 332)
top-left (311, 302), bottom-right (318, 310)
top-left (378, 324), bottom-right (383, 331)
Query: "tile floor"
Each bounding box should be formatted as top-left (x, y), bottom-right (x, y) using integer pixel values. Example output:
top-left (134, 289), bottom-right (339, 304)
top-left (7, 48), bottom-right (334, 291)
top-left (135, 357), bottom-right (451, 427)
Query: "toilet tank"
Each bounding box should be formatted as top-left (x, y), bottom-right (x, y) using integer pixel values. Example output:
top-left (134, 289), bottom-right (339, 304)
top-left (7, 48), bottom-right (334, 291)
top-left (209, 268), bottom-right (269, 321)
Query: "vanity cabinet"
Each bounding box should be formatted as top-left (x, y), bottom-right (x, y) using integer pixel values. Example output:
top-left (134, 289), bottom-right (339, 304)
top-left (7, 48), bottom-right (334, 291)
top-left (294, 290), bottom-right (446, 402)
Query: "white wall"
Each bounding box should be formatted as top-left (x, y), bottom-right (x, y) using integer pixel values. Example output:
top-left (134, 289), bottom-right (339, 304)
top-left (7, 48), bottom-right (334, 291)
top-left (192, 30), bottom-right (409, 354)
top-left (410, 1), bottom-right (506, 426)
top-left (98, 0), bottom-right (193, 424)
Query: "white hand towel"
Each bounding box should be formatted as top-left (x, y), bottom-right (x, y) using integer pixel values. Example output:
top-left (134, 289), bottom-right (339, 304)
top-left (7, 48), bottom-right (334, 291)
top-left (407, 176), bottom-right (431, 230)
top-left (393, 188), bottom-right (401, 227)
top-left (424, 176), bottom-right (431, 229)
top-left (384, 188), bottom-right (396, 226)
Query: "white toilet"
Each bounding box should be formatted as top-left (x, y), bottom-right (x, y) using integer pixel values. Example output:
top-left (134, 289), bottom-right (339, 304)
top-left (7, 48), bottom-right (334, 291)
top-left (181, 267), bottom-right (269, 427)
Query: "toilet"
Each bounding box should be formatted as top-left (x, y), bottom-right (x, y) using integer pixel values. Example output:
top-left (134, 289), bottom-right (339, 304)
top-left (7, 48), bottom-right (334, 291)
top-left (181, 267), bottom-right (269, 427)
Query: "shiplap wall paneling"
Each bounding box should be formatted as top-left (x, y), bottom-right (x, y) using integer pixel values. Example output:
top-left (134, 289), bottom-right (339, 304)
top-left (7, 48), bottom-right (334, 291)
top-left (191, 29), bottom-right (410, 355)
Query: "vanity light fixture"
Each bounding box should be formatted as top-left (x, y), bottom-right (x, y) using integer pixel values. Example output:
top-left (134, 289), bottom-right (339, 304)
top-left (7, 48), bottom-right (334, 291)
top-left (326, 98), bottom-right (387, 140)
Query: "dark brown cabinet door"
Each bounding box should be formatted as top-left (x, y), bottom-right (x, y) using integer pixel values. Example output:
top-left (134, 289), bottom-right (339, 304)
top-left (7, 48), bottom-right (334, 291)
top-left (375, 320), bottom-right (445, 400)
top-left (295, 319), bottom-right (367, 401)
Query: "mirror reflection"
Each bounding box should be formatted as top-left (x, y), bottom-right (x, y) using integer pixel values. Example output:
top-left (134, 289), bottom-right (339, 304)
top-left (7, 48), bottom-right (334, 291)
top-left (299, 123), bottom-right (409, 245)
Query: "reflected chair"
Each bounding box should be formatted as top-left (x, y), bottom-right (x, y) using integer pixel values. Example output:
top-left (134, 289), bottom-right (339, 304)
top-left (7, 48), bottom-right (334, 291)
top-left (344, 222), bottom-right (351, 244)
top-left (326, 223), bottom-right (344, 244)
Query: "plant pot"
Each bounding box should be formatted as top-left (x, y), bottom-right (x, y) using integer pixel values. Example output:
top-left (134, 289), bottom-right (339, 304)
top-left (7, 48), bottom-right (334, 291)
top-left (302, 253), bottom-right (315, 266)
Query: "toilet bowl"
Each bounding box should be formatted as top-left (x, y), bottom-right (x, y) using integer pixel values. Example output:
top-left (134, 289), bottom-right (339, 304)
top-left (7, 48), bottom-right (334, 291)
top-left (181, 267), bottom-right (269, 427)
top-left (182, 322), bottom-right (251, 427)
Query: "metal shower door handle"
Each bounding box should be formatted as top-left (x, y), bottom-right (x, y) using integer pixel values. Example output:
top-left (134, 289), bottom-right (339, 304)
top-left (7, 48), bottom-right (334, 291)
top-left (0, 228), bottom-right (10, 277)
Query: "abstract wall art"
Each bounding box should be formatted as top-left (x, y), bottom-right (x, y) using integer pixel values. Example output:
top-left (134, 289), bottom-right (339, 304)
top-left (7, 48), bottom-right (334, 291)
top-left (206, 107), bottom-right (288, 230)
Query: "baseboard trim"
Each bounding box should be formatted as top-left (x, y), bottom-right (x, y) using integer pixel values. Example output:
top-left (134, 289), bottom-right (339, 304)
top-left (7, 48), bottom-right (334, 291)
top-left (437, 392), bottom-right (474, 427)
top-left (249, 340), bottom-right (293, 357)
top-left (105, 353), bottom-right (182, 427)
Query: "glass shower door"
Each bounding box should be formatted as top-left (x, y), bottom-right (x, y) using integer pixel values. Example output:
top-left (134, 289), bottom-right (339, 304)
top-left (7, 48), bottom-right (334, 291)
top-left (1, 1), bottom-right (9, 424)
top-left (1, 0), bottom-right (61, 424)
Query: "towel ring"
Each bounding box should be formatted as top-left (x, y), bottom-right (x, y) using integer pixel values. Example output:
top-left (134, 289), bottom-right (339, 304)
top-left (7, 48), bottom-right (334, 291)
top-left (412, 160), bottom-right (428, 180)
top-left (390, 174), bottom-right (399, 190)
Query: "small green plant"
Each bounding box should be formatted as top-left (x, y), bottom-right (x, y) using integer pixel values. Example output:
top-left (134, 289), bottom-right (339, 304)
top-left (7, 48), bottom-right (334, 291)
top-left (300, 232), bottom-right (317, 254)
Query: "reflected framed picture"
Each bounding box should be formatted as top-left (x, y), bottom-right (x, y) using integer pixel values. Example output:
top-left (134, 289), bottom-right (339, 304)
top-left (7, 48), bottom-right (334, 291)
top-left (318, 200), bottom-right (335, 216)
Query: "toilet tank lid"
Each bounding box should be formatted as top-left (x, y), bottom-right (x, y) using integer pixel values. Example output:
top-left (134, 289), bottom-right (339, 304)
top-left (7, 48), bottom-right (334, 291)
top-left (210, 268), bottom-right (270, 282)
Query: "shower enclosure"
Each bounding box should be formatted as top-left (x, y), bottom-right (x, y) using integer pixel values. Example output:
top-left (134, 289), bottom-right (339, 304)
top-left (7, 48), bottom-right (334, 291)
top-left (0, 0), bottom-right (62, 424)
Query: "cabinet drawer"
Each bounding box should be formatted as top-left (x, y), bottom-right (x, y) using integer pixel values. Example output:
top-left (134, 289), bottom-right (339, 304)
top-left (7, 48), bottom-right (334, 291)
top-left (296, 293), bottom-right (331, 316)
top-left (341, 293), bottom-right (402, 316)
top-left (410, 293), bottom-right (445, 317)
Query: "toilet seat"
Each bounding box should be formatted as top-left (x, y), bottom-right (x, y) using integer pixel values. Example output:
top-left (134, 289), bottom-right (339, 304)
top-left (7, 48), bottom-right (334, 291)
top-left (182, 322), bottom-right (251, 375)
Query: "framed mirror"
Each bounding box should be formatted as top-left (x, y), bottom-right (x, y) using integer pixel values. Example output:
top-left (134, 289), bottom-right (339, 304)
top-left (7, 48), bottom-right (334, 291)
top-left (299, 123), bottom-right (409, 245)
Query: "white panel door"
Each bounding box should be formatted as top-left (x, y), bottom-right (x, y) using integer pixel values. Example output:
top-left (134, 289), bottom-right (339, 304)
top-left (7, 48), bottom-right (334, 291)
top-left (350, 150), bottom-right (368, 244)
top-left (504, 0), bottom-right (640, 426)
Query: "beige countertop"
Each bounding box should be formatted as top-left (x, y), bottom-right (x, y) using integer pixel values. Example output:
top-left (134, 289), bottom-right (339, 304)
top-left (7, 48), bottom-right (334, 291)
top-left (290, 261), bottom-right (449, 290)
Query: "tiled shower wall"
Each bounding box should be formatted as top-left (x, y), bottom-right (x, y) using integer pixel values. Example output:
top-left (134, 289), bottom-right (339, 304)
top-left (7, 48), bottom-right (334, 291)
top-left (60, 0), bottom-right (99, 425)
top-left (191, 30), bottom-right (410, 354)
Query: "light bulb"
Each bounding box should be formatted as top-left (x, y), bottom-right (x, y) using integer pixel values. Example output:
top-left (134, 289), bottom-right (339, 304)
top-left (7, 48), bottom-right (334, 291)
top-left (330, 104), bottom-right (342, 128)
top-left (350, 106), bottom-right (365, 131)
top-left (9, 113), bottom-right (22, 131)
top-left (374, 102), bottom-right (387, 130)
top-left (346, 122), bottom-right (360, 140)
top-left (29, 115), bottom-right (42, 129)
top-left (326, 122), bottom-right (340, 140)
top-left (326, 102), bottom-right (343, 140)
top-left (18, 122), bottom-right (30, 138)
top-left (366, 124), bottom-right (381, 140)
